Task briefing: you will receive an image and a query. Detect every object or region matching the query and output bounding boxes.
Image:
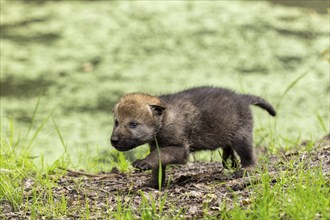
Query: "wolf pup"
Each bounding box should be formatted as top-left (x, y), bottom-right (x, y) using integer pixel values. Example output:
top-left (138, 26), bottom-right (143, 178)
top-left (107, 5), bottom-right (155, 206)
top-left (110, 86), bottom-right (276, 188)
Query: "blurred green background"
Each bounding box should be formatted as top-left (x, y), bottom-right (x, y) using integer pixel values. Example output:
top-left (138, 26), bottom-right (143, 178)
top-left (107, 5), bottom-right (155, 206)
top-left (1, 0), bottom-right (329, 165)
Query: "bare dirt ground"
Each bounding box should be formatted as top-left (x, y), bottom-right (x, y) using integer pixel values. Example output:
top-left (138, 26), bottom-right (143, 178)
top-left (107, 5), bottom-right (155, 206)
top-left (2, 134), bottom-right (330, 219)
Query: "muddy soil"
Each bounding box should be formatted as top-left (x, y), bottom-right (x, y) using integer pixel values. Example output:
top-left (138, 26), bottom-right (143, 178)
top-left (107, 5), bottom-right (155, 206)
top-left (2, 135), bottom-right (329, 219)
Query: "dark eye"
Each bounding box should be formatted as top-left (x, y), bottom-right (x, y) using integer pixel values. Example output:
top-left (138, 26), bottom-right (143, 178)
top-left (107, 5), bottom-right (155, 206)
top-left (114, 119), bottom-right (119, 127)
top-left (129, 122), bottom-right (139, 129)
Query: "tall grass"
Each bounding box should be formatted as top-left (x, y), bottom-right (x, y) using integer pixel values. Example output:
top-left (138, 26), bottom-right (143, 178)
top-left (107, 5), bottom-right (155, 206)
top-left (0, 99), bottom-right (67, 212)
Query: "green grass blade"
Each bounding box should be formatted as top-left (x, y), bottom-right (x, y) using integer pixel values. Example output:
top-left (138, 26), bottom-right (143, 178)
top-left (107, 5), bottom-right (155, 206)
top-left (316, 113), bottom-right (328, 133)
top-left (25, 94), bottom-right (42, 140)
top-left (52, 118), bottom-right (67, 152)
top-left (26, 111), bottom-right (53, 152)
top-left (276, 70), bottom-right (309, 111)
top-left (154, 137), bottom-right (162, 191)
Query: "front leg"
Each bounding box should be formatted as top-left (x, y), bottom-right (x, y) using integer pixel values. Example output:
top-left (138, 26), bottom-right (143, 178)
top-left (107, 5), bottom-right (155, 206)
top-left (132, 159), bottom-right (153, 171)
top-left (133, 146), bottom-right (189, 169)
top-left (132, 146), bottom-right (189, 188)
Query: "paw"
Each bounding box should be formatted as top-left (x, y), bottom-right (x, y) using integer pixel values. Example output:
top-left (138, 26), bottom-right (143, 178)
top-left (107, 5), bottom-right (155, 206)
top-left (141, 180), bottom-right (159, 189)
top-left (141, 178), bottom-right (165, 189)
top-left (132, 159), bottom-right (152, 171)
top-left (234, 167), bottom-right (253, 178)
top-left (233, 170), bottom-right (245, 178)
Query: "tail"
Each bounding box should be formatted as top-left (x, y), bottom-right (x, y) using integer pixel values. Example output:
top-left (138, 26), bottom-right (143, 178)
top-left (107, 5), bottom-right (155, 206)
top-left (243, 95), bottom-right (276, 116)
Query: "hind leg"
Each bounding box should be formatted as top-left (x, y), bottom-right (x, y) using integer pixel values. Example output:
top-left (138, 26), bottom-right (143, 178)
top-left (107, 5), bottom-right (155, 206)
top-left (222, 147), bottom-right (238, 169)
top-left (231, 130), bottom-right (255, 168)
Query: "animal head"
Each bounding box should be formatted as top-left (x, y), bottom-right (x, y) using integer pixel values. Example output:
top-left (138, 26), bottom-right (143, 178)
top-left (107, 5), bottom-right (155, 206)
top-left (110, 93), bottom-right (165, 151)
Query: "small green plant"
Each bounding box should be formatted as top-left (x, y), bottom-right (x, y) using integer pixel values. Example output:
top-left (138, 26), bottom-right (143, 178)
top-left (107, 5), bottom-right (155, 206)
top-left (154, 137), bottom-right (163, 191)
top-left (138, 190), bottom-right (170, 219)
top-left (317, 112), bottom-right (329, 133)
top-left (85, 198), bottom-right (90, 219)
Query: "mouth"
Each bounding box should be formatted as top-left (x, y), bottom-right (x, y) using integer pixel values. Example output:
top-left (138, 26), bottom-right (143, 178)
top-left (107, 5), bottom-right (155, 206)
top-left (112, 142), bottom-right (139, 152)
top-left (113, 145), bottom-right (130, 152)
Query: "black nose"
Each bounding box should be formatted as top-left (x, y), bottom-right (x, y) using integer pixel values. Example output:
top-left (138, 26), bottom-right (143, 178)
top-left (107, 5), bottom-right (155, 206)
top-left (111, 136), bottom-right (119, 146)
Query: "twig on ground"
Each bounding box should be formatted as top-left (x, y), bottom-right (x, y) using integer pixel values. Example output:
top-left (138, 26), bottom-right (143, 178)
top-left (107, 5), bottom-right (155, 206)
top-left (59, 167), bottom-right (150, 179)
top-left (58, 167), bottom-right (120, 178)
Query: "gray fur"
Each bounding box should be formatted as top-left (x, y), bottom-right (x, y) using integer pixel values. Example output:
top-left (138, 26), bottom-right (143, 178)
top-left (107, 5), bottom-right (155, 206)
top-left (110, 86), bottom-right (276, 188)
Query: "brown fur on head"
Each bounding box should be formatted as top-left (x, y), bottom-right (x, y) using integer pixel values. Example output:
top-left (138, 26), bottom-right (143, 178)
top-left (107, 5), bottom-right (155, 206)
top-left (111, 93), bottom-right (165, 151)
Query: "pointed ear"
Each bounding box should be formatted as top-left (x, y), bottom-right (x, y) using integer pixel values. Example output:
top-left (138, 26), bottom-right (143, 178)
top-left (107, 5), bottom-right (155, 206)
top-left (112, 103), bottom-right (118, 113)
top-left (149, 104), bottom-right (165, 116)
